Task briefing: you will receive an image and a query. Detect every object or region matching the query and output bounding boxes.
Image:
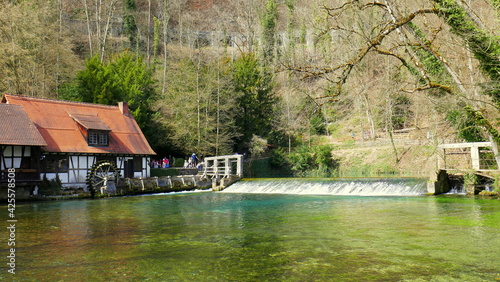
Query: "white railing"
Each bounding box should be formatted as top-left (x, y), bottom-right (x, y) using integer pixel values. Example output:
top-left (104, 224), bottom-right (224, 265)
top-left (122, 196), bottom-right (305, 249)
top-left (202, 155), bottom-right (243, 178)
top-left (437, 142), bottom-right (493, 170)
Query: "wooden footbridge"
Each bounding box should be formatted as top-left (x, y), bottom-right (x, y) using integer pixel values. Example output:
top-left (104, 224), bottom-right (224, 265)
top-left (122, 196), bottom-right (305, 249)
top-left (201, 154), bottom-right (244, 178)
top-left (200, 154), bottom-right (244, 191)
top-left (437, 142), bottom-right (497, 173)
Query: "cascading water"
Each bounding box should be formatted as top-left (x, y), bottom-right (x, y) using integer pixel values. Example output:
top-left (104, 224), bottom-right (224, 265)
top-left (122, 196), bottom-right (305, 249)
top-left (447, 183), bottom-right (465, 194)
top-left (221, 178), bottom-right (427, 196)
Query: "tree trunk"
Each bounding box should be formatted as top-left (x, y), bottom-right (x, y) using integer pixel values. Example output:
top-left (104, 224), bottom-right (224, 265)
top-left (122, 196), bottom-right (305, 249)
top-left (84, 0), bottom-right (93, 55)
top-left (161, 0), bottom-right (169, 96)
top-left (216, 60), bottom-right (221, 155)
top-left (100, 0), bottom-right (116, 61)
top-left (361, 92), bottom-right (376, 140)
top-left (146, 0), bottom-right (152, 65)
top-left (196, 57), bottom-right (201, 150)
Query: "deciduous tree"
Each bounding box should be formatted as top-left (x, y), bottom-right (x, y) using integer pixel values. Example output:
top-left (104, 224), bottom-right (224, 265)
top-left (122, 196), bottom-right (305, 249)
top-left (288, 0), bottom-right (500, 166)
top-left (0, 1), bottom-right (79, 97)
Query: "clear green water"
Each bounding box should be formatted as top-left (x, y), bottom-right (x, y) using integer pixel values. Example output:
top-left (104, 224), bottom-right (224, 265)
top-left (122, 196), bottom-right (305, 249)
top-left (2, 182), bottom-right (500, 281)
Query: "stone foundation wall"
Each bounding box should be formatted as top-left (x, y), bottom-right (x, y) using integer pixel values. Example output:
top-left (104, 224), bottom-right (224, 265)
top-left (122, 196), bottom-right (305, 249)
top-left (427, 170), bottom-right (450, 195)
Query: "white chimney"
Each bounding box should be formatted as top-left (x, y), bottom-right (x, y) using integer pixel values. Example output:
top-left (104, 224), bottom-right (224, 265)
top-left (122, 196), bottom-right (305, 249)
top-left (118, 102), bottom-right (129, 115)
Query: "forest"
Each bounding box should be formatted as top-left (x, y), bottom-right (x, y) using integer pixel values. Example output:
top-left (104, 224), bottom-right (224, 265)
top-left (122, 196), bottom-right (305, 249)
top-left (2, 0), bottom-right (500, 175)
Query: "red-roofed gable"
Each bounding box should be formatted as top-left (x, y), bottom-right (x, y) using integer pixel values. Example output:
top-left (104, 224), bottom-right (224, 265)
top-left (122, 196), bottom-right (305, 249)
top-left (2, 94), bottom-right (155, 155)
top-left (0, 104), bottom-right (47, 146)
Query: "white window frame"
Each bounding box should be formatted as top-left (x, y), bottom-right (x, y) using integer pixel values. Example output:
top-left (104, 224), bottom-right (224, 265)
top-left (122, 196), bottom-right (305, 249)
top-left (88, 131), bottom-right (109, 146)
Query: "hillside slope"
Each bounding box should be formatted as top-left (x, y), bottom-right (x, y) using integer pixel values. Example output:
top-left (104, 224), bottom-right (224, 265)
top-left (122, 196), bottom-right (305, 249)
top-left (331, 142), bottom-right (437, 177)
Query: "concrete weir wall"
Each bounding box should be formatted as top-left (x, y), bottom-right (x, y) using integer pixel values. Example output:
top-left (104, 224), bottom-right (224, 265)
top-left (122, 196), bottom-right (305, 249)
top-left (0, 174), bottom-right (242, 200)
top-left (211, 176), bottom-right (241, 191)
top-left (119, 175), bottom-right (241, 194)
top-left (121, 175), bottom-right (212, 191)
top-left (427, 169), bottom-right (496, 195)
top-left (427, 170), bottom-right (450, 195)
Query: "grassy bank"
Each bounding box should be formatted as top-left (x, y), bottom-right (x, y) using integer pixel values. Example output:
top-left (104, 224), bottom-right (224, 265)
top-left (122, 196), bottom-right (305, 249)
top-left (246, 142), bottom-right (436, 178)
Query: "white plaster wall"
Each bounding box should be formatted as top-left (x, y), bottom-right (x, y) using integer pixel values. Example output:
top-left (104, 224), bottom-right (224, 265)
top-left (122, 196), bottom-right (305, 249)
top-left (36, 155), bottom-right (152, 188)
top-left (78, 156), bottom-right (87, 169)
top-left (1, 146), bottom-right (28, 169)
top-left (68, 169), bottom-right (88, 183)
top-left (44, 172), bottom-right (69, 183)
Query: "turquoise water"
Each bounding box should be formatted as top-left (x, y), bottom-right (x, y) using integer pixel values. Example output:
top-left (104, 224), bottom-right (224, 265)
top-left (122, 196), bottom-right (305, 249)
top-left (2, 179), bottom-right (500, 281)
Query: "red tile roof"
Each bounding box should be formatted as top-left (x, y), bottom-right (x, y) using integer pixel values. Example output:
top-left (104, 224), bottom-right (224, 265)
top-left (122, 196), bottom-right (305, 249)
top-left (0, 104), bottom-right (47, 146)
top-left (2, 94), bottom-right (155, 155)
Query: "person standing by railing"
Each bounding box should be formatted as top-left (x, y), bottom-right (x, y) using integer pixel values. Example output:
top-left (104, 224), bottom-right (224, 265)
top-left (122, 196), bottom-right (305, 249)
top-left (191, 153), bottom-right (198, 168)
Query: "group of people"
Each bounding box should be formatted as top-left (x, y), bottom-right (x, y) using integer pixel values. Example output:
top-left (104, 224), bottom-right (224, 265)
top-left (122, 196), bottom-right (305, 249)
top-left (183, 153), bottom-right (200, 169)
top-left (151, 153), bottom-right (202, 170)
top-left (151, 157), bottom-right (171, 168)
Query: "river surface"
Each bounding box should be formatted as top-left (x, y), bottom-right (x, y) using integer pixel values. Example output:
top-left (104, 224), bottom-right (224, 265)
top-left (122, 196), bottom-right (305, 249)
top-left (2, 178), bottom-right (500, 281)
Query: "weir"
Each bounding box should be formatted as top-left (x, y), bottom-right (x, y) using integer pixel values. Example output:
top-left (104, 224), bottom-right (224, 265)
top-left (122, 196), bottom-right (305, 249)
top-left (222, 178), bottom-right (427, 196)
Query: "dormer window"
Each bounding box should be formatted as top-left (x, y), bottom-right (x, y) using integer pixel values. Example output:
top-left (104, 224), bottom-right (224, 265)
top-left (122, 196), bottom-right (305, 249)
top-left (71, 114), bottom-right (111, 147)
top-left (88, 130), bottom-right (109, 146)
top-left (98, 132), bottom-right (108, 145)
top-left (89, 132), bottom-right (98, 145)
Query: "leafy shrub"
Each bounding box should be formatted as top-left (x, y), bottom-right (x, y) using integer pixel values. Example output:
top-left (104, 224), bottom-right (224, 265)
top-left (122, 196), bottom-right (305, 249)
top-left (173, 158), bottom-right (185, 167)
top-left (446, 109), bottom-right (486, 142)
top-left (269, 147), bottom-right (289, 168)
top-left (314, 146), bottom-right (335, 169)
top-left (288, 145), bottom-right (337, 176)
top-left (151, 168), bottom-right (180, 177)
top-left (463, 172), bottom-right (479, 185)
top-left (249, 135), bottom-right (268, 158)
top-left (288, 146), bottom-right (315, 175)
top-left (39, 175), bottom-right (62, 196)
top-left (494, 175), bottom-right (500, 193)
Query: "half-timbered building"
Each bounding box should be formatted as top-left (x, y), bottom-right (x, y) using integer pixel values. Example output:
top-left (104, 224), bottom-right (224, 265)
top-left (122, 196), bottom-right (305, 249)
top-left (1, 94), bottom-right (155, 192)
top-left (0, 103), bottom-right (47, 193)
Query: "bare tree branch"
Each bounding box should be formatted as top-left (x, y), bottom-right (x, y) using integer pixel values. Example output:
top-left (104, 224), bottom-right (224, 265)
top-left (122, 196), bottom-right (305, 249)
top-left (285, 5), bottom-right (439, 97)
top-left (333, 7), bottom-right (440, 91)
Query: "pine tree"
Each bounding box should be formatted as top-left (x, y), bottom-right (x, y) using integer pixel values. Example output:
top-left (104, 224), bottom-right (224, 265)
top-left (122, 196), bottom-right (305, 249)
top-left (232, 53), bottom-right (277, 152)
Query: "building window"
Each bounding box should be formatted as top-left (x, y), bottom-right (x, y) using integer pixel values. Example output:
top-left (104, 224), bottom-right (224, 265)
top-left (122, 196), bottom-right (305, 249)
top-left (88, 131), bottom-right (109, 146)
top-left (42, 155), bottom-right (69, 173)
top-left (98, 133), bottom-right (108, 145)
top-left (89, 132), bottom-right (98, 145)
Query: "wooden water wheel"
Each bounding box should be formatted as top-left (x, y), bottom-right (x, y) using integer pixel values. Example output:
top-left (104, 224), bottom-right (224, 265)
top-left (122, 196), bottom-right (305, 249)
top-left (86, 160), bottom-right (119, 197)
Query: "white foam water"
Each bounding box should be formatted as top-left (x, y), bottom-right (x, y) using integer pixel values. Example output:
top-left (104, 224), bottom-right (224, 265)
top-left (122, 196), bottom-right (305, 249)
top-left (221, 178), bottom-right (427, 196)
